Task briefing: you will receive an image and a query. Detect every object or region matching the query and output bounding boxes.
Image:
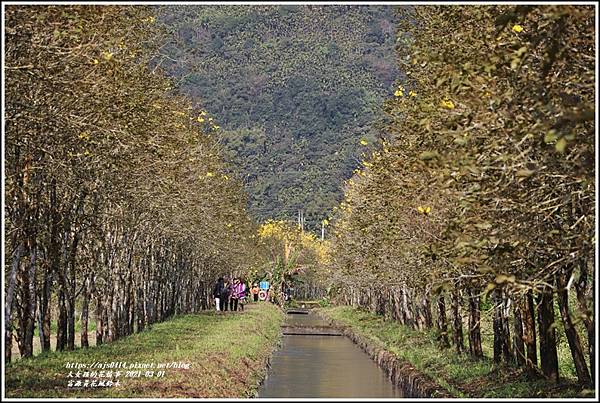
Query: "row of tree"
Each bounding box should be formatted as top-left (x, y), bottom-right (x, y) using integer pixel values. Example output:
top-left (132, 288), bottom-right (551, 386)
top-left (5, 6), bottom-right (262, 362)
top-left (327, 5), bottom-right (594, 386)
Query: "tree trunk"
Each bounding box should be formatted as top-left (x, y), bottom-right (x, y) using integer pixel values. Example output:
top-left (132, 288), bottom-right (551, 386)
top-left (574, 258), bottom-right (594, 385)
top-left (402, 283), bottom-right (414, 328)
top-left (80, 275), bottom-right (91, 348)
top-left (375, 289), bottom-right (384, 316)
top-left (501, 291), bottom-right (513, 364)
top-left (492, 289), bottom-right (503, 363)
top-left (123, 250), bottom-right (134, 336)
top-left (66, 229), bottom-right (80, 351)
top-left (128, 279), bottom-right (136, 335)
top-left (66, 295), bottom-right (76, 351)
top-left (95, 292), bottom-right (104, 346)
top-left (199, 281), bottom-right (207, 311)
top-left (437, 294), bottom-right (449, 348)
top-left (556, 270), bottom-right (591, 386)
top-left (522, 290), bottom-right (538, 370)
top-left (5, 241), bottom-right (24, 363)
top-left (513, 301), bottom-right (526, 366)
top-left (37, 293), bottom-right (44, 354)
top-left (384, 288), bottom-right (392, 321)
top-left (108, 277), bottom-right (118, 342)
top-left (586, 315), bottom-right (595, 384)
top-left (18, 241), bottom-right (38, 359)
top-left (451, 289), bottom-right (464, 354)
top-left (56, 289), bottom-right (67, 351)
top-left (467, 287), bottom-right (483, 359)
top-left (422, 294), bottom-right (433, 328)
top-left (137, 287), bottom-right (145, 332)
top-left (102, 299), bottom-right (109, 342)
top-left (394, 288), bottom-right (404, 325)
top-left (122, 279), bottom-right (131, 337)
top-left (537, 288), bottom-right (559, 382)
top-left (42, 177), bottom-right (59, 353)
top-left (39, 269), bottom-right (52, 352)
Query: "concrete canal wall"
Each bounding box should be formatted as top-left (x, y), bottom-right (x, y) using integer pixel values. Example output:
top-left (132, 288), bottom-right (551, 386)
top-left (317, 312), bottom-right (452, 398)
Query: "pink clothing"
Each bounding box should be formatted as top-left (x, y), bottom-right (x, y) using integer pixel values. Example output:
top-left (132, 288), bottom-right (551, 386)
top-left (232, 282), bottom-right (246, 299)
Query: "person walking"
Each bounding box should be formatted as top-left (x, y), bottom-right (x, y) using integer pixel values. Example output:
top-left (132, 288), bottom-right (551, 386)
top-left (237, 279), bottom-right (247, 311)
top-left (213, 277), bottom-right (224, 312)
top-left (251, 283), bottom-right (260, 302)
top-left (230, 278), bottom-right (241, 312)
top-left (220, 278), bottom-right (230, 312)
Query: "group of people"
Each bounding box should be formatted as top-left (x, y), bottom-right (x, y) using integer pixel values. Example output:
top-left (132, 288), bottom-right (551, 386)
top-left (212, 277), bottom-right (247, 312)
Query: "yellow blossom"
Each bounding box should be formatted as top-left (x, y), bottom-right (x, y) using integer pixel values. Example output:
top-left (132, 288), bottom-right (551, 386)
top-left (197, 117), bottom-right (205, 123)
top-left (417, 206), bottom-right (431, 215)
top-left (257, 220), bottom-right (289, 239)
top-left (409, 90), bottom-right (417, 97)
top-left (440, 99), bottom-right (455, 109)
top-left (512, 24), bottom-right (523, 33)
top-left (206, 172), bottom-right (214, 177)
top-left (394, 89), bottom-right (404, 97)
top-left (359, 139), bottom-right (368, 146)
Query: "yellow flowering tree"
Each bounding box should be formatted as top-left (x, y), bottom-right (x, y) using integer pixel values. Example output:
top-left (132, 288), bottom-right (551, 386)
top-left (257, 220), bottom-right (328, 304)
top-left (327, 4), bottom-right (594, 387)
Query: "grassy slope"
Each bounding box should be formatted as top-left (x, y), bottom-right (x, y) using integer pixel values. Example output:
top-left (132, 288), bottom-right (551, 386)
top-left (5, 303), bottom-right (284, 398)
top-left (318, 305), bottom-right (593, 398)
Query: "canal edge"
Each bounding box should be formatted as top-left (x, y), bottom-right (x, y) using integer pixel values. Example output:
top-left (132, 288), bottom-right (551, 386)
top-left (251, 305), bottom-right (286, 398)
top-left (314, 310), bottom-right (454, 398)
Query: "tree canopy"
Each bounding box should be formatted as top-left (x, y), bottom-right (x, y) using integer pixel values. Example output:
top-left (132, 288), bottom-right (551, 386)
top-left (326, 4), bottom-right (595, 385)
top-left (5, 5), bottom-right (263, 361)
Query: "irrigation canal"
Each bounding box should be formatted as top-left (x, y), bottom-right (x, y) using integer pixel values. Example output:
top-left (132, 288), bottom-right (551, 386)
top-left (257, 310), bottom-right (402, 398)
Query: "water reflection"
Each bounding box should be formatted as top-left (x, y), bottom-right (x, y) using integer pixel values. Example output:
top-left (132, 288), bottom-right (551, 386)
top-left (258, 314), bottom-right (402, 398)
top-left (284, 313), bottom-right (327, 327)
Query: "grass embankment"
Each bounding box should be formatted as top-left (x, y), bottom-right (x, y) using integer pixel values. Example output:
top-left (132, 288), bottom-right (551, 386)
top-left (318, 305), bottom-right (592, 398)
top-left (6, 303), bottom-right (284, 398)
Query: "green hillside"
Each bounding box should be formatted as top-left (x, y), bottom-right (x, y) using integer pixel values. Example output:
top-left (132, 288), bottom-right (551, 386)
top-left (157, 5), bottom-right (399, 231)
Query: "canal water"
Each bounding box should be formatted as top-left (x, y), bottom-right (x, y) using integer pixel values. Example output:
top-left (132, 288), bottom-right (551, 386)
top-left (258, 313), bottom-right (402, 398)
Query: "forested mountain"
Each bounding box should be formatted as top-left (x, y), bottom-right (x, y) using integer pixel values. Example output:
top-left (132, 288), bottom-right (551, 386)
top-left (156, 5), bottom-right (399, 230)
